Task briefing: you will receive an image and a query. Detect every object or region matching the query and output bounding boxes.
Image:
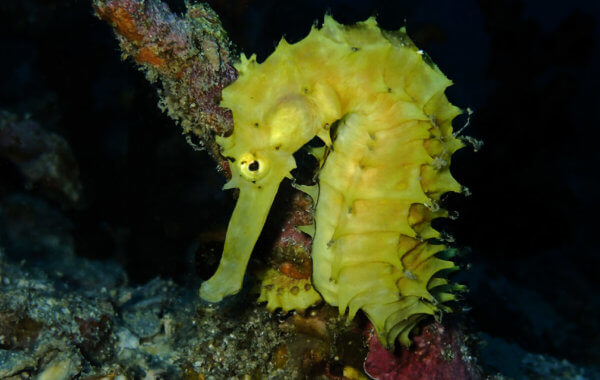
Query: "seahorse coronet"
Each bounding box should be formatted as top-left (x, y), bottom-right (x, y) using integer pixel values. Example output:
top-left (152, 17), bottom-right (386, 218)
top-left (200, 15), bottom-right (467, 349)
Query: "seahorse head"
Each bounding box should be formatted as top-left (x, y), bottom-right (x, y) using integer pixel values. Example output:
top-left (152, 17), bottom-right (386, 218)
top-left (199, 51), bottom-right (341, 302)
top-left (220, 93), bottom-right (321, 187)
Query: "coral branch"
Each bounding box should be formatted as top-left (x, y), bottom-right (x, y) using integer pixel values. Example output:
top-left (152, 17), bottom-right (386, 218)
top-left (94, 0), bottom-right (317, 305)
top-left (93, 0), bottom-right (237, 173)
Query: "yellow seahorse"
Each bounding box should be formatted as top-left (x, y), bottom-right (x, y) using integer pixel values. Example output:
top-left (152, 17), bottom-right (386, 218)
top-left (199, 16), bottom-right (466, 349)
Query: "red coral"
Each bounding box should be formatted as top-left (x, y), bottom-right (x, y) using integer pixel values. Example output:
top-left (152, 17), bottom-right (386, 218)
top-left (364, 322), bottom-right (482, 380)
top-left (270, 190), bottom-right (315, 279)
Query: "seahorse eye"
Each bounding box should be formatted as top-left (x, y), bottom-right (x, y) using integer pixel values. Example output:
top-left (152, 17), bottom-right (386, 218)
top-left (239, 153), bottom-right (269, 182)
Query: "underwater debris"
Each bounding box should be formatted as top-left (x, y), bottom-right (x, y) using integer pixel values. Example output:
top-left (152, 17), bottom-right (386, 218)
top-left (0, 246), bottom-right (293, 378)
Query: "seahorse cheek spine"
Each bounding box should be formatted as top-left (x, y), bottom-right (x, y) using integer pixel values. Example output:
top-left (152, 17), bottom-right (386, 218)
top-left (200, 16), bottom-right (466, 349)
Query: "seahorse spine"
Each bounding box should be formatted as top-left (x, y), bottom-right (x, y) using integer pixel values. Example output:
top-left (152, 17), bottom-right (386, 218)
top-left (200, 15), bottom-right (466, 349)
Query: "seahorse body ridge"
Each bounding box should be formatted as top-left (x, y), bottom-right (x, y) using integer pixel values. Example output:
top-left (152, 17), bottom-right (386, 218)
top-left (200, 15), bottom-right (466, 349)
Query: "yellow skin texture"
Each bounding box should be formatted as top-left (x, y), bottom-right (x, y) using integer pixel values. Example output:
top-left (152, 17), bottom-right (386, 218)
top-left (200, 16), bottom-right (465, 349)
top-left (255, 268), bottom-right (323, 313)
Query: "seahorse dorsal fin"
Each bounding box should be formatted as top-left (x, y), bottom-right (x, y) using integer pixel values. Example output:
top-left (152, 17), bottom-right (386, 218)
top-left (308, 145), bottom-right (327, 166)
top-left (296, 224), bottom-right (315, 238)
top-left (316, 129), bottom-right (332, 147)
top-left (292, 182), bottom-right (319, 201)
